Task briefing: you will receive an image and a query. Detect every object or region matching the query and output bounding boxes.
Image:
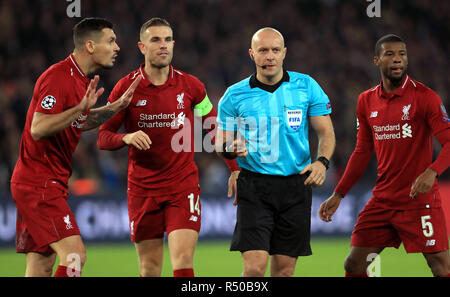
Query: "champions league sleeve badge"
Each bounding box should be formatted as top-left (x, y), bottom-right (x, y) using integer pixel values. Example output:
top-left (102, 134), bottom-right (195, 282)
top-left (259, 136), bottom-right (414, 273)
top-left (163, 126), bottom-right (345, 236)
top-left (41, 95), bottom-right (56, 109)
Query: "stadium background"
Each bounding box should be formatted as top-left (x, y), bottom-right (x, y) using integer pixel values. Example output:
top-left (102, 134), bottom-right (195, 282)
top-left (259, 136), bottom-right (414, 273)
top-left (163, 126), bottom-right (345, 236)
top-left (0, 0), bottom-right (449, 276)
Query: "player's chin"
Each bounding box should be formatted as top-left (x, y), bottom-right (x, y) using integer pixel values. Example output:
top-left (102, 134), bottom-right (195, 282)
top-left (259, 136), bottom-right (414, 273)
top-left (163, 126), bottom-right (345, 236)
top-left (386, 69), bottom-right (406, 83)
top-left (101, 61), bottom-right (115, 69)
top-left (153, 60), bottom-right (171, 69)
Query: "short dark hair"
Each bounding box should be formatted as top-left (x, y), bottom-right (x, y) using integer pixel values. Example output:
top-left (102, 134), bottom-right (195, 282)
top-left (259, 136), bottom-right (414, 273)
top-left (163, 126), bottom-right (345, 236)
top-left (73, 18), bottom-right (113, 49)
top-left (375, 34), bottom-right (405, 57)
top-left (140, 17), bottom-right (172, 41)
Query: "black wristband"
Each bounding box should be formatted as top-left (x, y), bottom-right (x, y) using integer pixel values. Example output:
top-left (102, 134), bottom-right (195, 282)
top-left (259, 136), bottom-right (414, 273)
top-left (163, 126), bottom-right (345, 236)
top-left (222, 141), bottom-right (237, 160)
top-left (317, 156), bottom-right (330, 170)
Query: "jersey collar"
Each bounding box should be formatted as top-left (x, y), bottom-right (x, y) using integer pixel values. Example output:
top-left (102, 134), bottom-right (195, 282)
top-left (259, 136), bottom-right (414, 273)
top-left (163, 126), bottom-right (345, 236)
top-left (67, 54), bottom-right (90, 84)
top-left (249, 70), bottom-right (290, 93)
top-left (378, 74), bottom-right (410, 100)
top-left (139, 64), bottom-right (176, 88)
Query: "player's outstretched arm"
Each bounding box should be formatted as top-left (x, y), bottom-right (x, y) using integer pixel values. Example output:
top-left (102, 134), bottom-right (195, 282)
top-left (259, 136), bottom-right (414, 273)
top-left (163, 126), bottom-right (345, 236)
top-left (82, 76), bottom-right (142, 131)
top-left (31, 76), bottom-right (104, 141)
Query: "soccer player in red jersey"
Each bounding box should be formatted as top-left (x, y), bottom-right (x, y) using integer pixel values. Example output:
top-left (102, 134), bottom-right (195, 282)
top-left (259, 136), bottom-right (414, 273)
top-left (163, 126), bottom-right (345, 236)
top-left (97, 18), bottom-right (240, 277)
top-left (10, 18), bottom-right (141, 277)
top-left (319, 34), bottom-right (450, 277)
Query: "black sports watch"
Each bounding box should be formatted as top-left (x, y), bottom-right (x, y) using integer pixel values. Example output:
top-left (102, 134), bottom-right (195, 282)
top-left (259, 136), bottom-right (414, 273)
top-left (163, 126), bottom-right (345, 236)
top-left (317, 156), bottom-right (330, 170)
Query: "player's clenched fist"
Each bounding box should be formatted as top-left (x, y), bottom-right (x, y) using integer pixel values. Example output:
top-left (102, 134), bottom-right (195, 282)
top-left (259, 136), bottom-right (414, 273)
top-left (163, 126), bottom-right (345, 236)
top-left (122, 130), bottom-right (152, 150)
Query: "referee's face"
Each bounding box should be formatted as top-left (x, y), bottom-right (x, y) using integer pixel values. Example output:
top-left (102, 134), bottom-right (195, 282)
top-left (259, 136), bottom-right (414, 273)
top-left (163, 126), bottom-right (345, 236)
top-left (139, 26), bottom-right (174, 69)
top-left (249, 30), bottom-right (286, 83)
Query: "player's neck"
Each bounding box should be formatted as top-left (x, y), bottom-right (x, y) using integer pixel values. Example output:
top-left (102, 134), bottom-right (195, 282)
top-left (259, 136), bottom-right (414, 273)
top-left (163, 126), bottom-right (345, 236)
top-left (144, 64), bottom-right (170, 86)
top-left (72, 51), bottom-right (97, 77)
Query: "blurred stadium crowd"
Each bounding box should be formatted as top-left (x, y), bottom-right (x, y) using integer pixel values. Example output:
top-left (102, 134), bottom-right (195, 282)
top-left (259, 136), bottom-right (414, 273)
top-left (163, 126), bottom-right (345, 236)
top-left (0, 0), bottom-right (448, 196)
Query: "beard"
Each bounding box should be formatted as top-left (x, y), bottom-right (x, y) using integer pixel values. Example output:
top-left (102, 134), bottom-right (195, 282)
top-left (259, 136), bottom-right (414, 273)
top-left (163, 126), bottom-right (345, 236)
top-left (383, 66), bottom-right (407, 85)
top-left (98, 58), bottom-right (116, 70)
top-left (101, 63), bottom-right (114, 70)
top-left (150, 60), bottom-right (171, 69)
top-left (149, 53), bottom-right (173, 69)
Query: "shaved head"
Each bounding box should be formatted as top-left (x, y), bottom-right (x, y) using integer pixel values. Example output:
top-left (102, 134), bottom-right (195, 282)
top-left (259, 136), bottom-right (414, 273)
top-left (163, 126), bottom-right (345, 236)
top-left (251, 27), bottom-right (285, 49)
top-left (249, 27), bottom-right (287, 85)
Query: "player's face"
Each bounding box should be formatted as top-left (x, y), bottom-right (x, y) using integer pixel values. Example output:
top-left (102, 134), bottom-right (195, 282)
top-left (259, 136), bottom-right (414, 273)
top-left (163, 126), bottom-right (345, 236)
top-left (249, 31), bottom-right (286, 82)
top-left (139, 26), bottom-right (174, 69)
top-left (375, 42), bottom-right (408, 84)
top-left (92, 28), bottom-right (120, 69)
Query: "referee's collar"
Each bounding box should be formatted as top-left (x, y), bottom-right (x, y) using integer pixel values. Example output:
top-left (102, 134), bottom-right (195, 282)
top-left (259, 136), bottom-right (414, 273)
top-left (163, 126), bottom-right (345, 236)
top-left (249, 71), bottom-right (290, 93)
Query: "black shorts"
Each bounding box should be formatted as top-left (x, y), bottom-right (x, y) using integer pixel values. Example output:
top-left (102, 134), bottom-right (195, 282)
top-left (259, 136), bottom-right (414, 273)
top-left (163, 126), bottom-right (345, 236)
top-left (230, 169), bottom-right (312, 257)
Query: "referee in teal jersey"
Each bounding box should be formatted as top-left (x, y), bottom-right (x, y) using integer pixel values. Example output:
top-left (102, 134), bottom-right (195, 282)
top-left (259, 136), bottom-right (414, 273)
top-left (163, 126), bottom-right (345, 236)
top-left (216, 28), bottom-right (336, 277)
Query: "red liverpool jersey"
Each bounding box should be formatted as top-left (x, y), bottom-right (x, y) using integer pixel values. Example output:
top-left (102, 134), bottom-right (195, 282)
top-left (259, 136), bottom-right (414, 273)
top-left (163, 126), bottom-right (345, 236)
top-left (11, 55), bottom-right (90, 191)
top-left (98, 64), bottom-right (207, 196)
top-left (335, 75), bottom-right (450, 209)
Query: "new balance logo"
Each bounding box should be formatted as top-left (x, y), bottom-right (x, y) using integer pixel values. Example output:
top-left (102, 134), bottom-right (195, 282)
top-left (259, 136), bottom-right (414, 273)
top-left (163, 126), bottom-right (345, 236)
top-left (189, 215), bottom-right (198, 222)
top-left (426, 239), bottom-right (436, 246)
top-left (136, 99), bottom-right (147, 106)
top-left (402, 123), bottom-right (412, 138)
top-left (370, 111), bottom-right (378, 118)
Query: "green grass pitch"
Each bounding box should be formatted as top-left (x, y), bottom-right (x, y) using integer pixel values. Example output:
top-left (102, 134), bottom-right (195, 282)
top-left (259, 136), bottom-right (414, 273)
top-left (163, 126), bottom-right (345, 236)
top-left (0, 237), bottom-right (436, 277)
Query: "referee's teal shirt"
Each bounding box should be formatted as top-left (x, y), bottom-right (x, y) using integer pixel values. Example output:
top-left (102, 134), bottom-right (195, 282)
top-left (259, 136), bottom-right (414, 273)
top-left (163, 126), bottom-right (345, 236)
top-left (217, 71), bottom-right (331, 176)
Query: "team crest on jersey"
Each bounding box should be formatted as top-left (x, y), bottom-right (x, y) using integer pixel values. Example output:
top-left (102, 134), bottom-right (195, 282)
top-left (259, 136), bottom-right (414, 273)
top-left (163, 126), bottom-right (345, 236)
top-left (177, 92), bottom-right (185, 109)
top-left (286, 109), bottom-right (302, 131)
top-left (401, 104), bottom-right (411, 120)
top-left (440, 104), bottom-right (450, 123)
top-left (41, 95), bottom-right (56, 109)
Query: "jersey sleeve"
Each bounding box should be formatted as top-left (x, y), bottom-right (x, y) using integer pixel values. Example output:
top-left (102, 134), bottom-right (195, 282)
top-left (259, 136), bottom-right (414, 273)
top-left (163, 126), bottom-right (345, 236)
top-left (97, 80), bottom-right (127, 150)
top-left (34, 70), bottom-right (68, 114)
top-left (424, 91), bottom-right (450, 175)
top-left (187, 75), bottom-right (207, 106)
top-left (217, 88), bottom-right (238, 131)
top-left (424, 91), bottom-right (450, 137)
top-left (334, 94), bottom-right (374, 197)
top-left (307, 76), bottom-right (332, 117)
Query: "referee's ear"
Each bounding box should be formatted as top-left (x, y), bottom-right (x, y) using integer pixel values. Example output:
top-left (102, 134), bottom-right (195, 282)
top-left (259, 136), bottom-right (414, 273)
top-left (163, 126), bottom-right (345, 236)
top-left (282, 46), bottom-right (287, 59)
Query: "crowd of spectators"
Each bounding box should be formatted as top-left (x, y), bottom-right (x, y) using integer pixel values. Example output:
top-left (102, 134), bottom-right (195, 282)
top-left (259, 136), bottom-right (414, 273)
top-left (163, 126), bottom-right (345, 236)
top-left (0, 0), bottom-right (448, 196)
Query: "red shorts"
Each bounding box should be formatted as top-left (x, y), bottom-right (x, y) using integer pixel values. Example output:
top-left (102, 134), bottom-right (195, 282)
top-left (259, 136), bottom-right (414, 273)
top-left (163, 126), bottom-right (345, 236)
top-left (127, 187), bottom-right (201, 242)
top-left (351, 197), bottom-right (449, 253)
top-left (11, 182), bottom-right (80, 254)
